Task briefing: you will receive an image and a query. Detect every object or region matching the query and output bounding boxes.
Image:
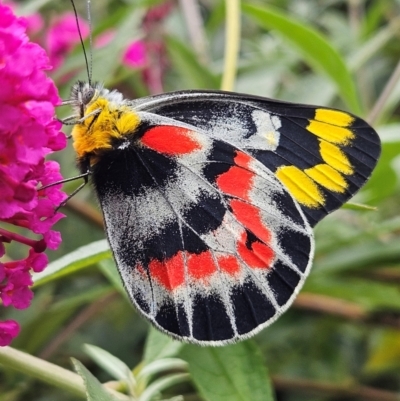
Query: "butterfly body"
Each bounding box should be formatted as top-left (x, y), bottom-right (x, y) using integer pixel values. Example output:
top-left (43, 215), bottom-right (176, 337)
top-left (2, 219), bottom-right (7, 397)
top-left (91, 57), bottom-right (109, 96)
top-left (69, 82), bottom-right (380, 345)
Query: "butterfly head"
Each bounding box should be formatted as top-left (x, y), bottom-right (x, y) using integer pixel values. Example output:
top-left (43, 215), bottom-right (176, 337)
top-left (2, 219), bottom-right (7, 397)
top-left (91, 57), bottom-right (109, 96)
top-left (69, 81), bottom-right (126, 118)
top-left (69, 80), bottom-right (98, 119)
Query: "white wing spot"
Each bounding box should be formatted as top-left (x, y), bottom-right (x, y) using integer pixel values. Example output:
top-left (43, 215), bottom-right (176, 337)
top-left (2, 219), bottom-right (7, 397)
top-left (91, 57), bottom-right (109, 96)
top-left (251, 110), bottom-right (281, 151)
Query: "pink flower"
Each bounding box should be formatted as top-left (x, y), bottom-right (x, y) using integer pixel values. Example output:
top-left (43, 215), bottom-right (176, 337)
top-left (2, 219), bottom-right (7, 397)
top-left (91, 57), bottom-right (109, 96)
top-left (3, 1), bottom-right (44, 37)
top-left (0, 320), bottom-right (20, 347)
top-left (0, 4), bottom-right (67, 346)
top-left (95, 29), bottom-right (115, 48)
top-left (25, 13), bottom-right (44, 36)
top-left (46, 12), bottom-right (89, 70)
top-left (1, 268), bottom-right (33, 309)
top-left (123, 40), bottom-right (146, 68)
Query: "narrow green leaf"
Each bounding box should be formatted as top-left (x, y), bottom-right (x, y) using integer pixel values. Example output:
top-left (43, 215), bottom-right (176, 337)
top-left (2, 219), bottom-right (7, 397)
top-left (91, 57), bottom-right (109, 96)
top-left (137, 358), bottom-right (188, 382)
top-left (84, 344), bottom-right (135, 383)
top-left (72, 359), bottom-right (125, 401)
top-left (242, 3), bottom-right (361, 113)
top-left (143, 327), bottom-right (183, 364)
top-left (180, 341), bottom-right (275, 401)
top-left (32, 240), bottom-right (111, 286)
top-left (84, 344), bottom-right (136, 398)
top-left (342, 202), bottom-right (377, 211)
top-left (138, 373), bottom-right (189, 401)
top-left (166, 36), bottom-right (219, 89)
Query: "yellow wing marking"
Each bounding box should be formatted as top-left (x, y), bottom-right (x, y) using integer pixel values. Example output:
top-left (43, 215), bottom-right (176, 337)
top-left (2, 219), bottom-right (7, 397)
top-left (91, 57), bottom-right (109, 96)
top-left (319, 141), bottom-right (353, 175)
top-left (277, 109), bottom-right (358, 208)
top-left (305, 164), bottom-right (347, 193)
top-left (314, 109), bottom-right (354, 127)
top-left (307, 120), bottom-right (354, 145)
top-left (276, 165), bottom-right (324, 208)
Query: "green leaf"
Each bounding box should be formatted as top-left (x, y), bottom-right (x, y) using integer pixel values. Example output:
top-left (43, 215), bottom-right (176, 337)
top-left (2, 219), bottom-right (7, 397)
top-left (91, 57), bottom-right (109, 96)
top-left (84, 344), bottom-right (136, 397)
top-left (72, 359), bottom-right (124, 401)
top-left (180, 341), bottom-right (275, 401)
top-left (32, 240), bottom-right (111, 287)
top-left (137, 358), bottom-right (188, 383)
top-left (242, 3), bottom-right (361, 113)
top-left (341, 202), bottom-right (377, 211)
top-left (138, 373), bottom-right (189, 401)
top-left (84, 344), bottom-right (134, 382)
top-left (143, 327), bottom-right (183, 364)
top-left (166, 36), bottom-right (219, 90)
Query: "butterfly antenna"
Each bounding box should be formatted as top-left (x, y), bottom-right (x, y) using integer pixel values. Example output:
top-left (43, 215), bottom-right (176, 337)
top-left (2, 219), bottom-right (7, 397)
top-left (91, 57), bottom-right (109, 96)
top-left (86, 0), bottom-right (93, 84)
top-left (70, 0), bottom-right (92, 85)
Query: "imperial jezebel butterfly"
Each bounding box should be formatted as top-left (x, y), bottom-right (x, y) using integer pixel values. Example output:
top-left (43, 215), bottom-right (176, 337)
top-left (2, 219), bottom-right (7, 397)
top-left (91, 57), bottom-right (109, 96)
top-left (64, 82), bottom-right (380, 345)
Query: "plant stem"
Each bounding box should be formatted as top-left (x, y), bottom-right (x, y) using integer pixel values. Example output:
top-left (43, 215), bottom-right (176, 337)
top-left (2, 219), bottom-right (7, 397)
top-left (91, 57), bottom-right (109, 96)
top-left (367, 58), bottom-right (400, 124)
top-left (0, 346), bottom-right (86, 398)
top-left (220, 0), bottom-right (241, 91)
top-left (0, 346), bottom-right (129, 400)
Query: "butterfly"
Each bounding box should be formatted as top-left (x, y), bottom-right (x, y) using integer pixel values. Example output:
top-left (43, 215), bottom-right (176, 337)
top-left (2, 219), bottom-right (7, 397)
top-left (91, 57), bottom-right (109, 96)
top-left (64, 81), bottom-right (380, 345)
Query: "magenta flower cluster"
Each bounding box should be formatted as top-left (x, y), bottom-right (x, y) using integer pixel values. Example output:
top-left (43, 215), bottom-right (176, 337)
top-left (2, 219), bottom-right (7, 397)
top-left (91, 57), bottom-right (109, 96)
top-left (0, 4), bottom-right (66, 346)
top-left (0, 0), bottom-right (171, 346)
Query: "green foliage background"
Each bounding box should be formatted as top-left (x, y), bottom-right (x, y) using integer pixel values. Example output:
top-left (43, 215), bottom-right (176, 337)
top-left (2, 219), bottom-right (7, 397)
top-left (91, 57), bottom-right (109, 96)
top-left (1, 0), bottom-right (400, 400)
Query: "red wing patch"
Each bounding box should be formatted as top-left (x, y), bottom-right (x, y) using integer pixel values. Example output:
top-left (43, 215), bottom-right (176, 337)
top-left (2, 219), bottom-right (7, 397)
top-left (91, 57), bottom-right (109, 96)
top-left (216, 166), bottom-right (253, 200)
top-left (148, 252), bottom-right (185, 291)
top-left (141, 125), bottom-right (202, 155)
top-left (187, 251), bottom-right (217, 280)
top-left (217, 255), bottom-right (241, 276)
top-left (233, 150), bottom-right (253, 168)
top-left (237, 232), bottom-right (274, 269)
top-left (147, 250), bottom-right (240, 291)
top-left (229, 199), bottom-right (272, 245)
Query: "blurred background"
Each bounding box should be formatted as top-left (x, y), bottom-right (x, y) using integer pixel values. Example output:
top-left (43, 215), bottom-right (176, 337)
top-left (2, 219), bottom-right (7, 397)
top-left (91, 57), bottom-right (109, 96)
top-left (1, 0), bottom-right (400, 400)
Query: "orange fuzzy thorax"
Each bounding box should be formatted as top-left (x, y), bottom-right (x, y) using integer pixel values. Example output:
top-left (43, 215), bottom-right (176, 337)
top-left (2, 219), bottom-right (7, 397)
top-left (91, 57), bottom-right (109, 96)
top-left (72, 97), bottom-right (140, 163)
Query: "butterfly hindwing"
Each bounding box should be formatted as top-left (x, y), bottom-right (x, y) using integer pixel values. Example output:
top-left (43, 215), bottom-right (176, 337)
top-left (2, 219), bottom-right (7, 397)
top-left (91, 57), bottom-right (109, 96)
top-left (132, 90), bottom-right (381, 226)
top-left (92, 119), bottom-right (314, 344)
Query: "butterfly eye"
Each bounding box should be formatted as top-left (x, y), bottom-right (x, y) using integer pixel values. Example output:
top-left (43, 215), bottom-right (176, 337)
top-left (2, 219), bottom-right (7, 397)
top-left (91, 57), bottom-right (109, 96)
top-left (82, 87), bottom-right (95, 105)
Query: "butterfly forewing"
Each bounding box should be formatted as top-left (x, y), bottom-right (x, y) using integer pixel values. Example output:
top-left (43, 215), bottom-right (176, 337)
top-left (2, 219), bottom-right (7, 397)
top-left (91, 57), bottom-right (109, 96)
top-left (132, 90), bottom-right (381, 226)
top-left (92, 119), bottom-right (314, 344)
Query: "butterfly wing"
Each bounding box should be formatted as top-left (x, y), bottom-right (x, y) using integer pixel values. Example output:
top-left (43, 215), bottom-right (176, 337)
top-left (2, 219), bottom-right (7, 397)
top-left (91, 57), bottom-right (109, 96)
top-left (131, 90), bottom-right (381, 226)
top-left (92, 118), bottom-right (314, 344)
